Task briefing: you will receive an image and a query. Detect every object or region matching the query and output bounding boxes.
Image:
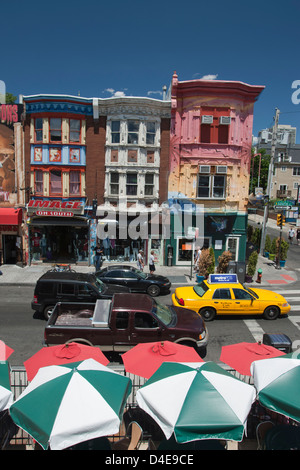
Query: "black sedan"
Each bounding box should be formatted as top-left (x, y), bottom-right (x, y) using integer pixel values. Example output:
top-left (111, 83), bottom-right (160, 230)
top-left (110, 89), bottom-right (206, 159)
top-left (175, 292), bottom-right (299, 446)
top-left (95, 265), bottom-right (171, 297)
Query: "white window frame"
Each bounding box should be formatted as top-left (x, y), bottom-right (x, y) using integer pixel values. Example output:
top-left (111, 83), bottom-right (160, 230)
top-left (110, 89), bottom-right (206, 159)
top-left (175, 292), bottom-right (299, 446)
top-left (225, 236), bottom-right (239, 262)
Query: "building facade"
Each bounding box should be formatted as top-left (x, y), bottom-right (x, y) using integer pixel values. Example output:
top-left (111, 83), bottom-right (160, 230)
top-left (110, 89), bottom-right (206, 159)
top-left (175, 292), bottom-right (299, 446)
top-left (95, 96), bottom-right (171, 265)
top-left (167, 72), bottom-right (264, 266)
top-left (23, 94), bottom-right (97, 265)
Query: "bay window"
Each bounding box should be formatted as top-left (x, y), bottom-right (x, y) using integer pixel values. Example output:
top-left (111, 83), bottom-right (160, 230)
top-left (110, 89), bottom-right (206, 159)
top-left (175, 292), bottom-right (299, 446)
top-left (50, 169), bottom-right (62, 195)
top-left (49, 118), bottom-right (62, 142)
top-left (70, 119), bottom-right (81, 143)
top-left (34, 170), bottom-right (43, 194)
top-left (69, 171), bottom-right (80, 195)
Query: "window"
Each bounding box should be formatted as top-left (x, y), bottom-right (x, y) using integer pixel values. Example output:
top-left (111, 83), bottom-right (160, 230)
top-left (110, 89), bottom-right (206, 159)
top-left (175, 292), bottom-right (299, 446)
top-left (146, 122), bottom-right (156, 144)
top-left (110, 172), bottom-right (119, 195)
top-left (49, 118), bottom-right (62, 142)
top-left (198, 175), bottom-right (210, 198)
top-left (128, 120), bottom-right (139, 144)
top-left (226, 237), bottom-right (239, 261)
top-left (212, 175), bottom-right (226, 198)
top-left (145, 173), bottom-right (154, 196)
top-left (34, 170), bottom-right (43, 194)
top-left (50, 169), bottom-right (62, 195)
top-left (69, 171), bottom-right (80, 195)
top-left (35, 118), bottom-right (43, 142)
top-left (70, 119), bottom-right (80, 142)
top-left (126, 173), bottom-right (137, 196)
top-left (212, 289), bottom-right (231, 299)
top-left (293, 167), bottom-right (300, 175)
top-left (111, 120), bottom-right (120, 143)
top-left (134, 312), bottom-right (158, 329)
top-left (59, 284), bottom-right (76, 295)
top-left (233, 288), bottom-right (253, 300)
top-left (116, 312), bottom-right (129, 329)
top-left (197, 173), bottom-right (226, 198)
top-left (200, 107), bottom-right (230, 144)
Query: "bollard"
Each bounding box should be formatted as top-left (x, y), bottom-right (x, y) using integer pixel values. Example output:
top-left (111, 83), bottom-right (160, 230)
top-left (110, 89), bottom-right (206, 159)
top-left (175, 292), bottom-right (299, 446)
top-left (256, 268), bottom-right (262, 283)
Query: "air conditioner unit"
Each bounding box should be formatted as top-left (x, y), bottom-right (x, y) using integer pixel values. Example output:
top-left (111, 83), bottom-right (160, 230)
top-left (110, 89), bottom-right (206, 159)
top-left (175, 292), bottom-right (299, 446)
top-left (201, 115), bottom-right (213, 124)
top-left (199, 165), bottom-right (211, 173)
top-left (219, 116), bottom-right (231, 125)
top-left (216, 166), bottom-right (227, 174)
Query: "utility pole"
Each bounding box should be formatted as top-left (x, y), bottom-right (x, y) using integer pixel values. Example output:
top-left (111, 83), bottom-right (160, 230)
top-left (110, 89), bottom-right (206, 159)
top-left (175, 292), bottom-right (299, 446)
top-left (260, 108), bottom-right (280, 256)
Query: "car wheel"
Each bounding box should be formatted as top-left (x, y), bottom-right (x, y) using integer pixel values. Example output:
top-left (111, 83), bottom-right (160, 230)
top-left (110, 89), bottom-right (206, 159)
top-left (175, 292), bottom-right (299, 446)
top-left (263, 305), bottom-right (280, 320)
top-left (44, 305), bottom-right (55, 321)
top-left (147, 284), bottom-right (160, 297)
top-left (199, 307), bottom-right (216, 322)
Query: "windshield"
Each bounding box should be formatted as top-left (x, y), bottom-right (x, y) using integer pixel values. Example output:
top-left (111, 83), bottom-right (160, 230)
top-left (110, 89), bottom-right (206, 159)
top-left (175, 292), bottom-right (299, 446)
top-left (243, 285), bottom-right (259, 299)
top-left (135, 269), bottom-right (147, 279)
top-left (152, 299), bottom-right (172, 326)
top-left (193, 281), bottom-right (209, 297)
top-left (94, 278), bottom-right (107, 294)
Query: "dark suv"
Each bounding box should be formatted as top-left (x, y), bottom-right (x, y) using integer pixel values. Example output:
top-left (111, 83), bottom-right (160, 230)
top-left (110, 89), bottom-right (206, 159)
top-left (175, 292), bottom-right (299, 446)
top-left (31, 272), bottom-right (130, 319)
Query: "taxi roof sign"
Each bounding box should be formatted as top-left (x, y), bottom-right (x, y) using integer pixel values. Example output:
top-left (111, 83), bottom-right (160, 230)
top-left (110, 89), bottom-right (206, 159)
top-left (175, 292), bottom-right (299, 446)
top-left (208, 274), bottom-right (239, 284)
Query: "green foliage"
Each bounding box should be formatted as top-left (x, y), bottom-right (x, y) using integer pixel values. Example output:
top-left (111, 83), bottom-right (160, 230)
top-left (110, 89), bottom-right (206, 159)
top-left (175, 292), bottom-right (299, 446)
top-left (250, 148), bottom-right (271, 193)
top-left (264, 234), bottom-right (271, 253)
top-left (251, 227), bottom-right (262, 249)
top-left (247, 224), bottom-right (253, 242)
top-left (276, 238), bottom-right (289, 261)
top-left (270, 238), bottom-right (277, 255)
top-left (207, 247), bottom-right (215, 275)
top-left (247, 251), bottom-right (258, 277)
top-left (5, 93), bottom-right (17, 104)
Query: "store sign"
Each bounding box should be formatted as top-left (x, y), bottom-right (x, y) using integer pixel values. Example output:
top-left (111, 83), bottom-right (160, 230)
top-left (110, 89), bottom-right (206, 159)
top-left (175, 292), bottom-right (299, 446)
top-left (28, 199), bottom-right (84, 215)
top-left (0, 224), bottom-right (18, 232)
top-left (0, 104), bottom-right (23, 125)
top-left (36, 211), bottom-right (74, 217)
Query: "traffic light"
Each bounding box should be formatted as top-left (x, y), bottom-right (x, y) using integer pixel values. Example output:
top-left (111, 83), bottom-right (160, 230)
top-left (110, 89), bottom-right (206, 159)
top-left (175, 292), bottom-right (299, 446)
top-left (277, 213), bottom-right (286, 227)
top-left (277, 214), bottom-right (282, 226)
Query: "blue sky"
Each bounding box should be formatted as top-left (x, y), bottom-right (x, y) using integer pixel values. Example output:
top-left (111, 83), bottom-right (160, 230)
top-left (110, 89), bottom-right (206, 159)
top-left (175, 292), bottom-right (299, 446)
top-left (1, 0), bottom-right (300, 141)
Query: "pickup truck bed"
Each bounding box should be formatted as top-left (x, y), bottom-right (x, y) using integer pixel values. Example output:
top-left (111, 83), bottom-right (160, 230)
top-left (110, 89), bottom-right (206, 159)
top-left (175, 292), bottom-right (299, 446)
top-left (44, 294), bottom-right (208, 357)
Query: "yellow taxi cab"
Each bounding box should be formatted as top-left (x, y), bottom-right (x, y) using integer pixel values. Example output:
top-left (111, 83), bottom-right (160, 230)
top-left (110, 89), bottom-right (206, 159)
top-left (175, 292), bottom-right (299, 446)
top-left (172, 273), bottom-right (291, 321)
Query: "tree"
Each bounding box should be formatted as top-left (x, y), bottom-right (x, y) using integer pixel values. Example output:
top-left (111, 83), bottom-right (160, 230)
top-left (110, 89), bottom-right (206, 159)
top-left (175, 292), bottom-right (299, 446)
top-left (216, 251), bottom-right (232, 273)
top-left (5, 93), bottom-right (17, 104)
top-left (250, 148), bottom-right (271, 193)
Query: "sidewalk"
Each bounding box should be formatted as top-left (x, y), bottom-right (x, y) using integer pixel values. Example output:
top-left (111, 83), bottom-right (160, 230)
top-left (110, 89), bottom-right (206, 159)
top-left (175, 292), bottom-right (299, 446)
top-left (0, 254), bottom-right (297, 287)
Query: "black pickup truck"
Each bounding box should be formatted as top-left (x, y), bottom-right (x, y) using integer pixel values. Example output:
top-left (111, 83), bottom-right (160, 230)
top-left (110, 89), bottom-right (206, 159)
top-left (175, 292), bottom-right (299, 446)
top-left (44, 293), bottom-right (208, 358)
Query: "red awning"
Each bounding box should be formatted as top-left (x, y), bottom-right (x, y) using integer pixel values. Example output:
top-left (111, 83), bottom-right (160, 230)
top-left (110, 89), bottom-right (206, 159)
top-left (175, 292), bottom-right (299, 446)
top-left (0, 208), bottom-right (22, 225)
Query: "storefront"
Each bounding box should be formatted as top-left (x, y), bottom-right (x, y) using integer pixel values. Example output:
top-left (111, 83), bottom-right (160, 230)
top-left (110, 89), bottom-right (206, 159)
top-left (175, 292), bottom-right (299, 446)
top-left (27, 199), bottom-right (89, 264)
top-left (165, 211), bottom-right (247, 267)
top-left (0, 208), bottom-right (23, 264)
top-left (95, 206), bottom-right (164, 266)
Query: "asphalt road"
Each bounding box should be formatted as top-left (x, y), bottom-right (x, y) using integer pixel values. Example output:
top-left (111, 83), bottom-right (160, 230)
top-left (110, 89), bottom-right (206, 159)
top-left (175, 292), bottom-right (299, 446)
top-left (1, 284), bottom-right (300, 367)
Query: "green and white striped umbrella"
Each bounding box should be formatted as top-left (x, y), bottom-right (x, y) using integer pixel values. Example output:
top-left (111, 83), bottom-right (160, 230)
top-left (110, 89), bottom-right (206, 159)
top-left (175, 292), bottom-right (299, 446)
top-left (0, 361), bottom-right (13, 411)
top-left (9, 359), bottom-right (132, 450)
top-left (251, 353), bottom-right (300, 422)
top-left (136, 362), bottom-right (256, 443)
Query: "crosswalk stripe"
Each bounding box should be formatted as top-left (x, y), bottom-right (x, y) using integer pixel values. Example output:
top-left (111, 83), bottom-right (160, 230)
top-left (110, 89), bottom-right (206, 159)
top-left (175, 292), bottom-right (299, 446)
top-left (243, 319), bottom-right (265, 342)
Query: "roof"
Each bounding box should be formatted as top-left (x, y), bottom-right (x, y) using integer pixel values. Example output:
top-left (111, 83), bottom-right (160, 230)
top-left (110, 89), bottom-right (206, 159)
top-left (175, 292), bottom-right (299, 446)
top-left (38, 272), bottom-right (96, 282)
top-left (112, 293), bottom-right (153, 311)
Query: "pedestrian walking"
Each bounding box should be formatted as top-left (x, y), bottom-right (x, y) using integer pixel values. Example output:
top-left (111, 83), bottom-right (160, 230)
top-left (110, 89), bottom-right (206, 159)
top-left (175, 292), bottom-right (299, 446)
top-left (297, 229), bottom-right (300, 246)
top-left (194, 247), bottom-right (202, 272)
top-left (137, 250), bottom-right (144, 271)
top-left (149, 251), bottom-right (155, 274)
top-left (288, 227), bottom-right (295, 244)
top-left (93, 244), bottom-right (103, 271)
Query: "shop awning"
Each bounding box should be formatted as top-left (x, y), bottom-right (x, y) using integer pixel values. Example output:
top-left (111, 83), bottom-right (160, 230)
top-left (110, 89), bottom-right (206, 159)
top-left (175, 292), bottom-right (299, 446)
top-left (0, 208), bottom-right (22, 225)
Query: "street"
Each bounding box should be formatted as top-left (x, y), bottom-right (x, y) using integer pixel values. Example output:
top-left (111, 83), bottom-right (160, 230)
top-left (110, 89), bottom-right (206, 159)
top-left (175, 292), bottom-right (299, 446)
top-left (1, 283), bottom-right (300, 367)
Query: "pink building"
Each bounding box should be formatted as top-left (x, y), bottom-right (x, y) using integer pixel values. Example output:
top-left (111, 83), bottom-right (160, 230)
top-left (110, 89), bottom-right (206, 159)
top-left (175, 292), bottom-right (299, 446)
top-left (167, 72), bottom-right (264, 267)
